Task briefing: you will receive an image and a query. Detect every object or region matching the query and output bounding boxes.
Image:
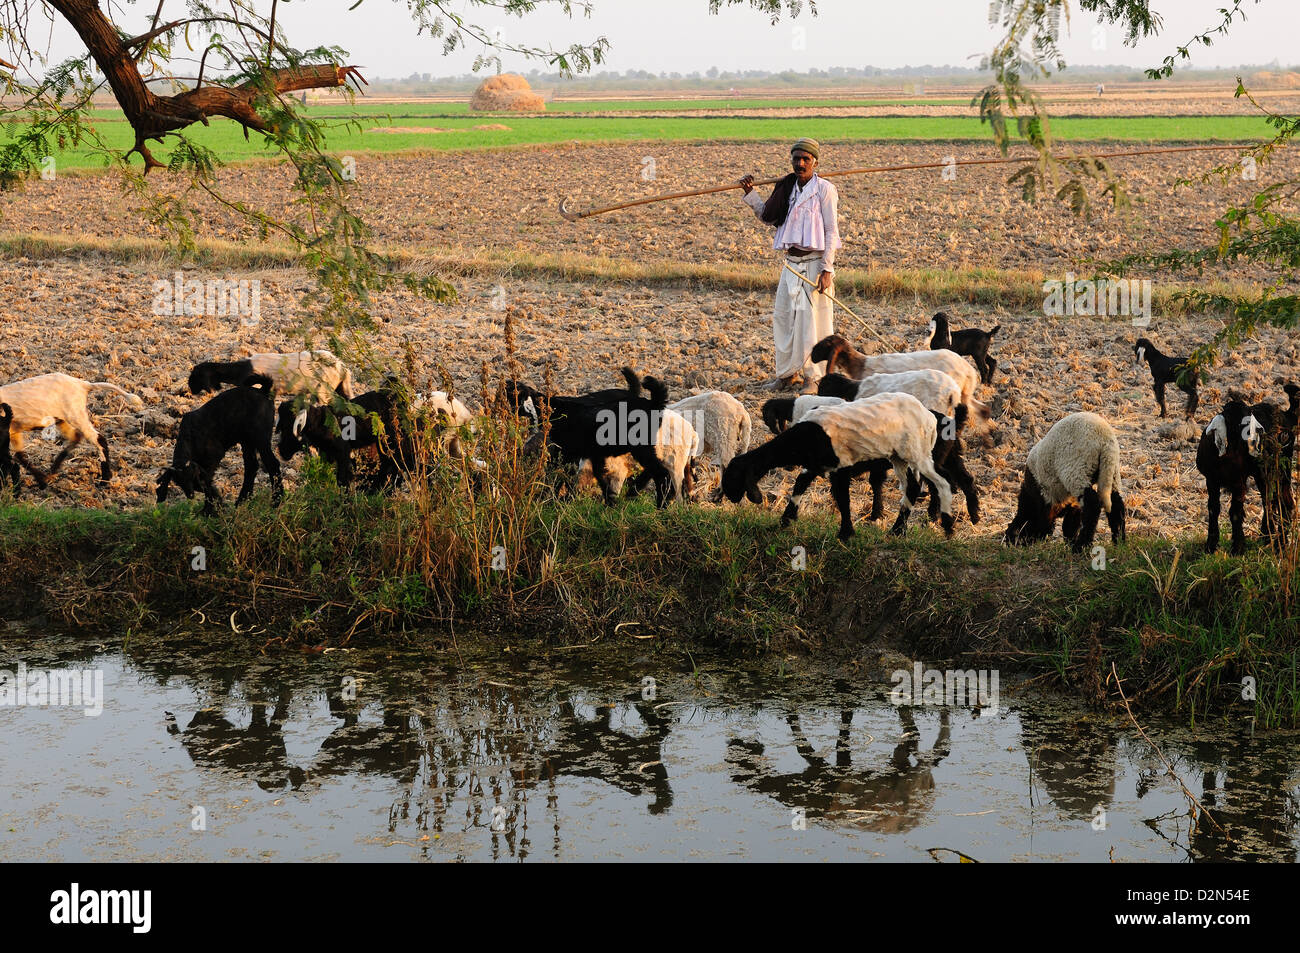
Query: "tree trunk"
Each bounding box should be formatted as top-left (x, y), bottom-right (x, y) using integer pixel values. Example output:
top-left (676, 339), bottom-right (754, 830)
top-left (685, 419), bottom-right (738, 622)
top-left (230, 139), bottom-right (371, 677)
top-left (47, 0), bottom-right (364, 171)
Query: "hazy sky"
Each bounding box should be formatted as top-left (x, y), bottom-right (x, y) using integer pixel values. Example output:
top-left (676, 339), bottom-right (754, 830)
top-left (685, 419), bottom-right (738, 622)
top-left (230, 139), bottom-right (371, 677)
top-left (28, 1), bottom-right (1300, 79)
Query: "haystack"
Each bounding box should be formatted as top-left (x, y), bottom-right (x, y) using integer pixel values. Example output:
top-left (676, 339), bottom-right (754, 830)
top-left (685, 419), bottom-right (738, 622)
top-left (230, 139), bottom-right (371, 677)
top-left (470, 73), bottom-right (545, 112)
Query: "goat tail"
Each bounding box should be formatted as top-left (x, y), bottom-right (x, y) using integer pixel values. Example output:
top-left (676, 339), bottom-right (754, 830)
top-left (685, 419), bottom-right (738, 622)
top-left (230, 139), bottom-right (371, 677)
top-left (988, 324), bottom-right (1001, 337)
top-left (1097, 438), bottom-right (1122, 514)
top-left (87, 381), bottom-right (145, 410)
top-left (643, 375), bottom-right (668, 408)
top-left (739, 407), bottom-right (753, 453)
top-left (242, 373), bottom-right (275, 393)
top-left (619, 367), bottom-right (643, 399)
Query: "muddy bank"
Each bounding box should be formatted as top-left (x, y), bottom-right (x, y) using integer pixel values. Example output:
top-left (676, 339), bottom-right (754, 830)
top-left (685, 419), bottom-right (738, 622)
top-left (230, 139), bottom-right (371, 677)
top-left (2, 497), bottom-right (1294, 725)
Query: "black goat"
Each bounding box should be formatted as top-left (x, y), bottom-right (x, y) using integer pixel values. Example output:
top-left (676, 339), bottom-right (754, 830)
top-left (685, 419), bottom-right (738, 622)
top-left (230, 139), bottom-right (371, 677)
top-left (509, 369), bottom-right (676, 506)
top-left (156, 374), bottom-right (283, 515)
top-left (928, 312), bottom-right (999, 385)
top-left (276, 390), bottom-right (407, 490)
top-left (0, 403), bottom-right (19, 495)
top-left (1133, 337), bottom-right (1198, 418)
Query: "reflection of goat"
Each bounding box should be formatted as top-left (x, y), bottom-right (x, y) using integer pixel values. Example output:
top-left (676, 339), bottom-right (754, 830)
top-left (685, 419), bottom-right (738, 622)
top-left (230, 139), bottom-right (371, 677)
top-left (175, 686), bottom-right (302, 792)
top-left (726, 706), bottom-right (950, 833)
top-left (1018, 705), bottom-right (1117, 818)
top-left (514, 697), bottom-right (676, 815)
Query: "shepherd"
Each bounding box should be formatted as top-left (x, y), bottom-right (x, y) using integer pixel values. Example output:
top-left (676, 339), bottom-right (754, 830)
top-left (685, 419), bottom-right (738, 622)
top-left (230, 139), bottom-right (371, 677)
top-left (740, 137), bottom-right (842, 394)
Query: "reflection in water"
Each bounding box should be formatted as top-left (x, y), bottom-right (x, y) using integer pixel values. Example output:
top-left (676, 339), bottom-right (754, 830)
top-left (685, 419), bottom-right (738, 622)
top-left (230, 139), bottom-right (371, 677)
top-left (1020, 707), bottom-right (1118, 818)
top-left (3, 629), bottom-right (1299, 861)
top-left (727, 706), bottom-right (950, 833)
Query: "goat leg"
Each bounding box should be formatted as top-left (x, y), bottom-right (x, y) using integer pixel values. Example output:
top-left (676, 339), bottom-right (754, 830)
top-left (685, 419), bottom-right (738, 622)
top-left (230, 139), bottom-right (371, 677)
top-left (96, 434), bottom-right (113, 484)
top-left (13, 452), bottom-right (49, 488)
top-left (1228, 480), bottom-right (1247, 555)
top-left (259, 440), bottom-right (284, 505)
top-left (237, 444), bottom-right (260, 504)
top-left (829, 468), bottom-right (855, 540)
top-left (1205, 481), bottom-right (1221, 554)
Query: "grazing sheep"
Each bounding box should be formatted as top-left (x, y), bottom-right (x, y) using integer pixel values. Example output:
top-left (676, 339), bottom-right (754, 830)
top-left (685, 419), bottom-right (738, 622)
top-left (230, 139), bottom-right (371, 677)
top-left (622, 408), bottom-right (700, 501)
top-left (1133, 337), bottom-right (1198, 419)
top-left (816, 368), bottom-right (963, 418)
top-left (513, 369), bottom-right (678, 506)
top-left (1004, 412), bottom-right (1125, 552)
top-left (762, 392), bottom-right (978, 524)
top-left (0, 373), bottom-right (144, 487)
top-left (722, 392), bottom-right (954, 540)
top-left (927, 312), bottom-right (999, 385)
top-left (809, 335), bottom-right (989, 420)
top-left (188, 350), bottom-right (356, 402)
top-left (157, 374), bottom-right (283, 515)
top-left (0, 403), bottom-right (19, 495)
top-left (667, 391), bottom-right (752, 468)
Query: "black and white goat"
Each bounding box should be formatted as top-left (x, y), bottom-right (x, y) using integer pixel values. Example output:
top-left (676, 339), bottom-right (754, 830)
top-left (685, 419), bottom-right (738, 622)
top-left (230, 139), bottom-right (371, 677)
top-left (0, 372), bottom-right (143, 487)
top-left (1198, 387), bottom-right (1300, 553)
top-left (762, 391), bottom-right (979, 524)
top-left (1198, 400), bottom-right (1263, 555)
top-left (722, 393), bottom-right (955, 540)
top-left (1133, 337), bottom-right (1198, 419)
top-left (927, 312), bottom-right (999, 385)
top-left (157, 374), bottom-right (283, 515)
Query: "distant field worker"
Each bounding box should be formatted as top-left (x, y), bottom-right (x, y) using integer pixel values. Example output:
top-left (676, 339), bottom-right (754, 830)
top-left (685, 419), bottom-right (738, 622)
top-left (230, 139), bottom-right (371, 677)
top-left (740, 137), bottom-right (842, 394)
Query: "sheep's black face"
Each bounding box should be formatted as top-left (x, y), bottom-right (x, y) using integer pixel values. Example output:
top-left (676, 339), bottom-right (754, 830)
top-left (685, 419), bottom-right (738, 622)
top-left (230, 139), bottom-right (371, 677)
top-left (1004, 471), bottom-right (1048, 545)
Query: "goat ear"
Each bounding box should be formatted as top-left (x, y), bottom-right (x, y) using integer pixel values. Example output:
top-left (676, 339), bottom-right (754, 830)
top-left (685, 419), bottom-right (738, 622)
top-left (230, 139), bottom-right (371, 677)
top-left (292, 409), bottom-right (308, 437)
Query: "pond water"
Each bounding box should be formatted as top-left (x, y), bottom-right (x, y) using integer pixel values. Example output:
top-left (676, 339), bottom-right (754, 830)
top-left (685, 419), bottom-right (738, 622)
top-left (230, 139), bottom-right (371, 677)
top-left (1, 627), bottom-right (1296, 862)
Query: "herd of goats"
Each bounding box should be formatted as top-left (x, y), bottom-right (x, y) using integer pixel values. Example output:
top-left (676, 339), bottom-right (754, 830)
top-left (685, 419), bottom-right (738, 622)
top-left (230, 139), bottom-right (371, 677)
top-left (0, 311), bottom-right (1297, 556)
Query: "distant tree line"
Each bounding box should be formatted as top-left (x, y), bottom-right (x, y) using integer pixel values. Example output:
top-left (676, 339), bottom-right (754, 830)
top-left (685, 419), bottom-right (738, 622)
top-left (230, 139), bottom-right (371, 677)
top-left (369, 62), bottom-right (1295, 96)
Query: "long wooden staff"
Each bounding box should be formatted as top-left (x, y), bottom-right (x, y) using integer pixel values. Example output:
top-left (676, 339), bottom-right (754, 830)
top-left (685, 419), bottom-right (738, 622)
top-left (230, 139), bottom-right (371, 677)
top-left (558, 143), bottom-right (1250, 221)
top-left (782, 261), bottom-right (895, 350)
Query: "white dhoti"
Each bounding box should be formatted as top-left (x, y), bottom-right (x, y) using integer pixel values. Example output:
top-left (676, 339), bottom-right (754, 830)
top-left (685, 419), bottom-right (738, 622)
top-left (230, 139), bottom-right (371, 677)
top-left (773, 255), bottom-right (834, 381)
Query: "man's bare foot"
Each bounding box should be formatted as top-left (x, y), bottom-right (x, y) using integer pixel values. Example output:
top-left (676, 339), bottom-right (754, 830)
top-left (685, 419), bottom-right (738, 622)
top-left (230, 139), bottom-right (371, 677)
top-left (760, 375), bottom-right (799, 392)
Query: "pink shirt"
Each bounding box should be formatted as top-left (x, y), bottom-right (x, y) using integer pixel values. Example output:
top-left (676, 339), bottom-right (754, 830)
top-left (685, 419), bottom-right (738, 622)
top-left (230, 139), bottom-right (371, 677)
top-left (743, 174), bottom-right (842, 272)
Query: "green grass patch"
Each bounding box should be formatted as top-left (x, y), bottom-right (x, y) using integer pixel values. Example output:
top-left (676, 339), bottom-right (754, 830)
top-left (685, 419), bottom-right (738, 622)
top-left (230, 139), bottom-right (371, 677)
top-left (8, 113), bottom-right (1272, 171)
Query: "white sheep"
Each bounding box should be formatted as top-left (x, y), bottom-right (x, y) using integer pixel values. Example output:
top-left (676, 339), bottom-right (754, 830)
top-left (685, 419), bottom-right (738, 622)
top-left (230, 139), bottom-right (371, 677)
top-left (850, 369), bottom-right (962, 418)
top-left (666, 391), bottom-right (752, 468)
top-left (723, 392), bottom-right (954, 539)
top-left (1004, 411), bottom-right (1126, 551)
top-left (0, 373), bottom-right (144, 487)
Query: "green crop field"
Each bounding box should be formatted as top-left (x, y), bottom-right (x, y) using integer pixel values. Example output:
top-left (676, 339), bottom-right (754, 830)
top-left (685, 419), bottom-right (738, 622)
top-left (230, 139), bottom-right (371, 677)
top-left (7, 112), bottom-right (1271, 171)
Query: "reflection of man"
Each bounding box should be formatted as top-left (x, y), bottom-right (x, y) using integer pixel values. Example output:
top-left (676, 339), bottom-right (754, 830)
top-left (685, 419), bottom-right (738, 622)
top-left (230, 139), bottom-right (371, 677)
top-left (740, 137), bottom-right (842, 394)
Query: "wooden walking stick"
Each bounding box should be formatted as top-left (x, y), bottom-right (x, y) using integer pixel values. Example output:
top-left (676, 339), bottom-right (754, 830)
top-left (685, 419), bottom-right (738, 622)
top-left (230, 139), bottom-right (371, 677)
top-left (558, 144), bottom-right (1249, 222)
top-left (782, 261), bottom-right (895, 350)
